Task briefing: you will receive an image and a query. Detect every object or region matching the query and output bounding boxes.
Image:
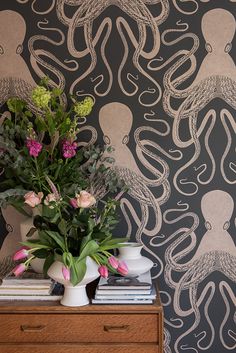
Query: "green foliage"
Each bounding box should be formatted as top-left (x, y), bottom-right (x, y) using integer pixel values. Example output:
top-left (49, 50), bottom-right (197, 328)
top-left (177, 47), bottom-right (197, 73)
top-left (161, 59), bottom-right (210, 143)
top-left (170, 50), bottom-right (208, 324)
top-left (21, 198), bottom-right (127, 285)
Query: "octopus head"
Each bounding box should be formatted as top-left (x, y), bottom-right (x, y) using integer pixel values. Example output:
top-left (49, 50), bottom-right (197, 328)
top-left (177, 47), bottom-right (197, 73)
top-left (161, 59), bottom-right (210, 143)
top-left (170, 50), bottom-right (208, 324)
top-left (201, 190), bottom-right (234, 231)
top-left (202, 9), bottom-right (235, 54)
top-left (0, 10), bottom-right (26, 56)
top-left (99, 102), bottom-right (133, 145)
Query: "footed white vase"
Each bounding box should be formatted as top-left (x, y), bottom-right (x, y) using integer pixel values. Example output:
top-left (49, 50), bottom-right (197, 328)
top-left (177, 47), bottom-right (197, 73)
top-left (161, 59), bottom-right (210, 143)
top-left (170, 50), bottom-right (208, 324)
top-left (118, 242), bottom-right (153, 277)
top-left (20, 207), bottom-right (44, 273)
top-left (47, 256), bottom-right (99, 307)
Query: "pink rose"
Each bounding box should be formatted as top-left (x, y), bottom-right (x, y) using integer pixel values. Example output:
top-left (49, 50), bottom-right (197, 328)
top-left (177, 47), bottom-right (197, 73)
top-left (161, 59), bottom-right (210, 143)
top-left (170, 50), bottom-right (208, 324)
top-left (44, 193), bottom-right (57, 208)
top-left (24, 191), bottom-right (43, 208)
top-left (75, 191), bottom-right (96, 208)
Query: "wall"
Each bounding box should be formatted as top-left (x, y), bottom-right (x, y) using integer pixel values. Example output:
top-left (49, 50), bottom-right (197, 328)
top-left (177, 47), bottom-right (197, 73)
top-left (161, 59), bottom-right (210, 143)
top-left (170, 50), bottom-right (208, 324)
top-left (0, 1), bottom-right (236, 352)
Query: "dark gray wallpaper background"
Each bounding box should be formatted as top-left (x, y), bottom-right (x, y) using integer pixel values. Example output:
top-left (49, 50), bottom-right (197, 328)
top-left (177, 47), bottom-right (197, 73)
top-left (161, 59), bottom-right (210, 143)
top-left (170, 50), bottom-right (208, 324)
top-left (0, 1), bottom-right (236, 352)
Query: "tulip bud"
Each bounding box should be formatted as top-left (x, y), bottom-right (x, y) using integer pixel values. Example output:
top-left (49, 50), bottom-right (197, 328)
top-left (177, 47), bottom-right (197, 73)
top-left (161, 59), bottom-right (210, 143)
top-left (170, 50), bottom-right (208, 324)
top-left (62, 266), bottom-right (70, 281)
top-left (69, 198), bottom-right (78, 208)
top-left (108, 256), bottom-right (119, 269)
top-left (117, 261), bottom-right (128, 276)
top-left (12, 263), bottom-right (27, 277)
top-left (98, 265), bottom-right (109, 278)
top-left (13, 247), bottom-right (29, 261)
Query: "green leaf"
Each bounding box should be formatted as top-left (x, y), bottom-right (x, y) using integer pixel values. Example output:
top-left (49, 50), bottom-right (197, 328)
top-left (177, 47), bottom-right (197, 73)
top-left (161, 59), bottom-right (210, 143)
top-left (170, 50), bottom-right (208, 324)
top-left (42, 205), bottom-right (58, 220)
top-left (43, 253), bottom-right (54, 276)
top-left (33, 248), bottom-right (49, 258)
top-left (78, 240), bottom-right (99, 261)
top-left (58, 219), bottom-right (67, 236)
top-left (20, 241), bottom-right (49, 249)
top-left (44, 230), bottom-right (66, 251)
top-left (70, 257), bottom-right (86, 286)
top-left (80, 233), bottom-right (92, 250)
top-left (100, 237), bottom-right (129, 246)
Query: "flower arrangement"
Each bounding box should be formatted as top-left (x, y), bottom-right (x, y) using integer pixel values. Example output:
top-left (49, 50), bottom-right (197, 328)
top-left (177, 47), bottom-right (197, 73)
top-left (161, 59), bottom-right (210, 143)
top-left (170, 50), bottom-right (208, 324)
top-left (0, 79), bottom-right (127, 285)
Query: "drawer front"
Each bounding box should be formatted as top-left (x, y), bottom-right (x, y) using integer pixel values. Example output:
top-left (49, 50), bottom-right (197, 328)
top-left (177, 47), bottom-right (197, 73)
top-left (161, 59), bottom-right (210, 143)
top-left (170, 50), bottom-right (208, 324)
top-left (0, 344), bottom-right (159, 353)
top-left (0, 314), bottom-right (158, 343)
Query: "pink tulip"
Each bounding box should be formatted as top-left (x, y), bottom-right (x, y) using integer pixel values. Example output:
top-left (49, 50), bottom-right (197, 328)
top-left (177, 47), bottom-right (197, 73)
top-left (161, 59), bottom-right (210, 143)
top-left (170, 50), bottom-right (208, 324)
top-left (117, 261), bottom-right (128, 276)
top-left (12, 263), bottom-right (27, 277)
top-left (13, 247), bottom-right (29, 261)
top-left (70, 198), bottom-right (79, 208)
top-left (98, 265), bottom-right (109, 278)
top-left (24, 191), bottom-right (43, 208)
top-left (108, 256), bottom-right (119, 269)
top-left (62, 266), bottom-right (70, 281)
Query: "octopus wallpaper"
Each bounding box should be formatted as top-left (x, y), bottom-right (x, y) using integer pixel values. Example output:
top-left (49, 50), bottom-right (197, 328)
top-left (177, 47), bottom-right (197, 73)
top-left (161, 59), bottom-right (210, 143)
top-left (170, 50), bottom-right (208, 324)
top-left (0, 1), bottom-right (236, 352)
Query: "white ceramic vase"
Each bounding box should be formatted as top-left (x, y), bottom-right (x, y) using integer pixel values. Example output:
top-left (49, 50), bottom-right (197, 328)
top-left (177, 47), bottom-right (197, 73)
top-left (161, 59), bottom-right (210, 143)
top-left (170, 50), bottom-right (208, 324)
top-left (20, 206), bottom-right (45, 273)
top-left (47, 256), bottom-right (99, 307)
top-left (118, 242), bottom-right (153, 277)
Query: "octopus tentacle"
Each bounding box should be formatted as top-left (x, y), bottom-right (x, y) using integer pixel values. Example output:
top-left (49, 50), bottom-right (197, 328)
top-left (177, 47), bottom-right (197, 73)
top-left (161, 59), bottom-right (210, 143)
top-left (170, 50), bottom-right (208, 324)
top-left (172, 0), bottom-right (199, 15)
top-left (69, 20), bottom-right (96, 95)
top-left (220, 109), bottom-right (236, 184)
top-left (31, 0), bottom-right (56, 14)
top-left (219, 281), bottom-right (236, 350)
top-left (163, 32), bottom-right (199, 99)
top-left (90, 18), bottom-right (113, 96)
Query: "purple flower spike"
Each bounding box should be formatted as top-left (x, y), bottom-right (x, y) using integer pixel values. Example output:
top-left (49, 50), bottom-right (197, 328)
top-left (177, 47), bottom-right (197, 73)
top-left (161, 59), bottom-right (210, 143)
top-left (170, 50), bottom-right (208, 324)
top-left (62, 140), bottom-right (77, 159)
top-left (26, 138), bottom-right (42, 157)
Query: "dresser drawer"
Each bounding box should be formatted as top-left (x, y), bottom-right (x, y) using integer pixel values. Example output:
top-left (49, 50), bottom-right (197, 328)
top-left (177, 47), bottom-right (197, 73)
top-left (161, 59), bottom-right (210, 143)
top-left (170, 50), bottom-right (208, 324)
top-left (0, 344), bottom-right (159, 353)
top-left (0, 313), bottom-right (158, 343)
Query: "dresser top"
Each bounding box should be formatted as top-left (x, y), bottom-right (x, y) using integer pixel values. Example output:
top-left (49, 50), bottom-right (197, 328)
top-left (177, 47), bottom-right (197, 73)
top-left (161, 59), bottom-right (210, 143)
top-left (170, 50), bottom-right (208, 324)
top-left (0, 296), bottom-right (162, 314)
top-left (0, 281), bottom-right (162, 314)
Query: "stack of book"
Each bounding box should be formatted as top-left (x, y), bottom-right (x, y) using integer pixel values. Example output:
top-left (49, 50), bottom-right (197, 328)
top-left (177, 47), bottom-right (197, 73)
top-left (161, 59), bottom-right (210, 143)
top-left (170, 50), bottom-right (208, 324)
top-left (0, 269), bottom-right (63, 301)
top-left (92, 270), bottom-right (156, 304)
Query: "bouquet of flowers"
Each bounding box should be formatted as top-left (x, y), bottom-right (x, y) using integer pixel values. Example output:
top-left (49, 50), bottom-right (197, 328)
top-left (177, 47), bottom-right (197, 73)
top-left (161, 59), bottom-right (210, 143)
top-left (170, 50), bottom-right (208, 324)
top-left (0, 79), bottom-right (128, 285)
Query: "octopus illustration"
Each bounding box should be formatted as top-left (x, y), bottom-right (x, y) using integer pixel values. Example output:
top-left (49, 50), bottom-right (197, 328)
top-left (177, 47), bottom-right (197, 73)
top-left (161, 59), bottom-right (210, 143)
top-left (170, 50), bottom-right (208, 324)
top-left (165, 190), bottom-right (236, 352)
top-left (56, 0), bottom-right (169, 105)
top-left (163, 8), bottom-right (236, 194)
top-left (0, 10), bottom-right (37, 106)
top-left (98, 101), bottom-right (182, 277)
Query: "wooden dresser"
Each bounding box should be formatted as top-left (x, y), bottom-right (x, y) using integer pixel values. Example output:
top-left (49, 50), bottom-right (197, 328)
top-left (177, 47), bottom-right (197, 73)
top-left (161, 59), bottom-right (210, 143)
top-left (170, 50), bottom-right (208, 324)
top-left (0, 285), bottom-right (163, 353)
